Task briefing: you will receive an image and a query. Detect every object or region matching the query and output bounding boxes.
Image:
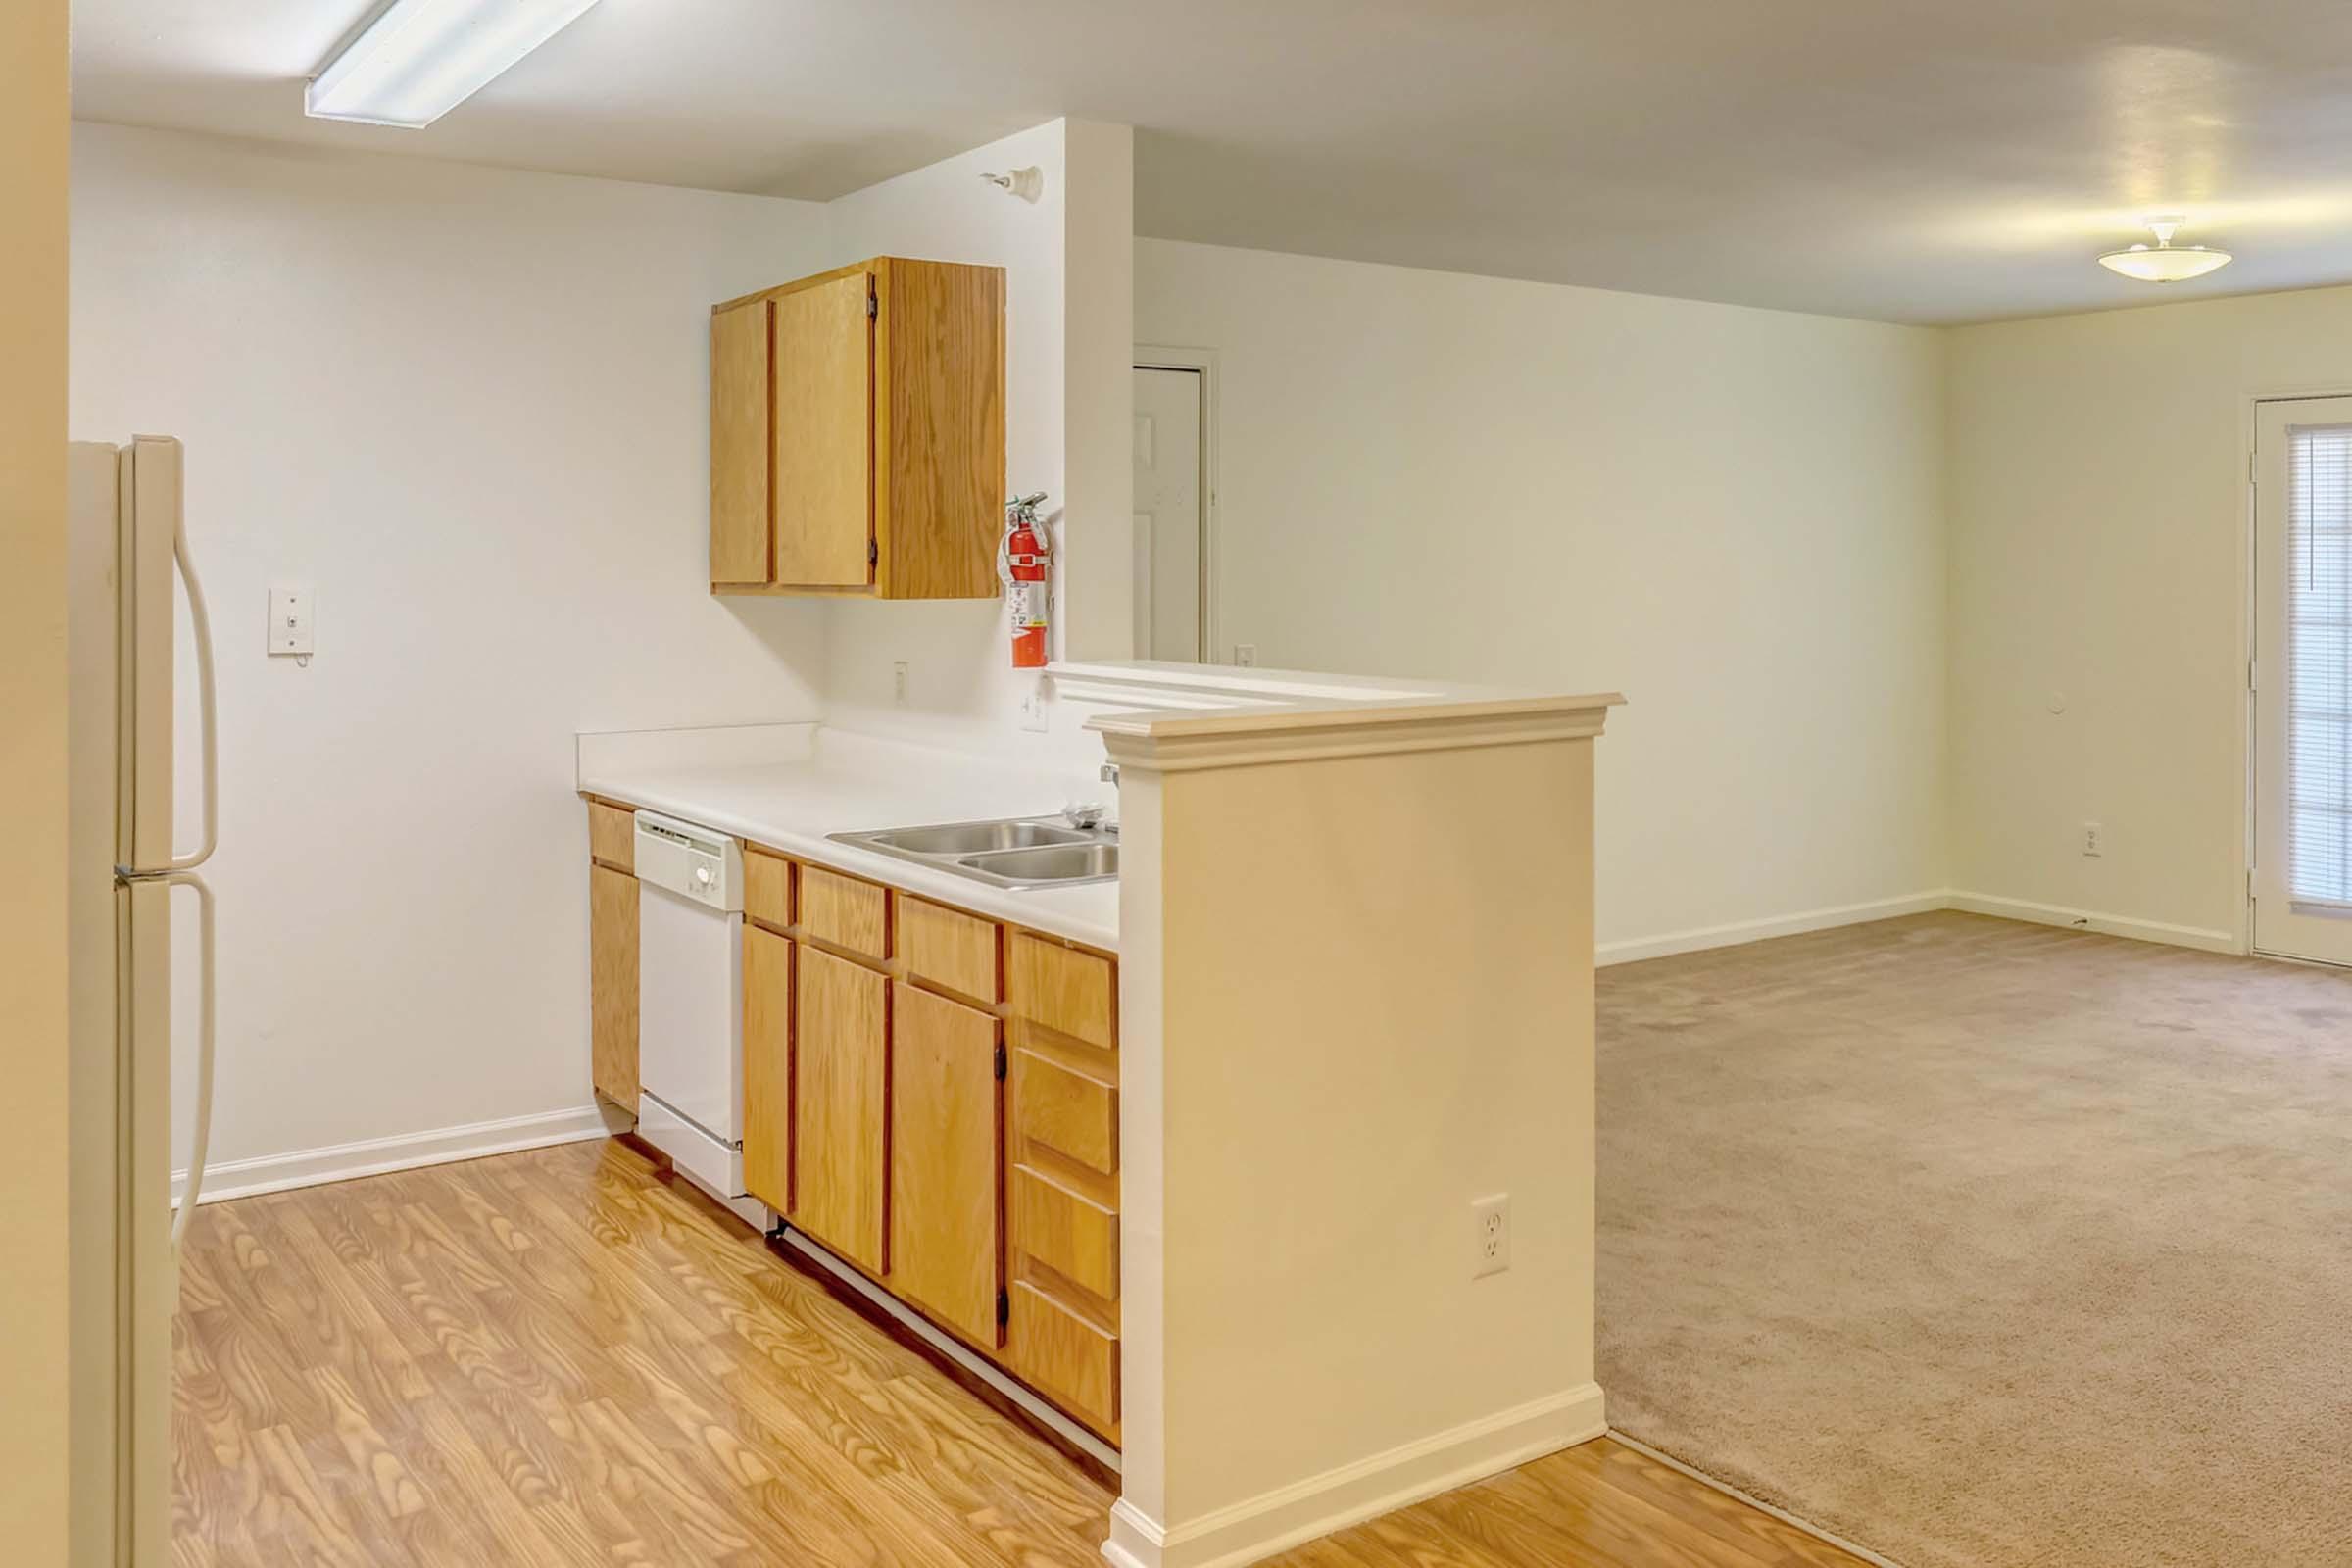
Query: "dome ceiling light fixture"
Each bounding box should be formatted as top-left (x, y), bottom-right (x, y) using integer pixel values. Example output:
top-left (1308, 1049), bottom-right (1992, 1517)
top-left (2098, 216), bottom-right (2233, 283)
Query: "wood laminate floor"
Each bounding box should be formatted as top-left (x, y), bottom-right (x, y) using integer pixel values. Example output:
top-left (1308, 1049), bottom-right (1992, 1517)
top-left (173, 1138), bottom-right (1866, 1567)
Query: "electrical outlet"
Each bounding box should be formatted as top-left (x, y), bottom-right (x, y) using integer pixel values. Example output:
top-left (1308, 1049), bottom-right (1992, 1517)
top-left (1233, 643), bottom-right (1257, 667)
top-left (1018, 680), bottom-right (1049, 733)
top-left (268, 584), bottom-right (315, 657)
top-left (2082, 820), bottom-right (2104, 858)
top-left (1472, 1193), bottom-right (1510, 1279)
top-left (892, 661), bottom-right (909, 705)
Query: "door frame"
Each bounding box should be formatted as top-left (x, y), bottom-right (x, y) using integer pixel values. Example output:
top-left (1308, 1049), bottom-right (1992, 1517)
top-left (2245, 386), bottom-right (2352, 966)
top-left (1134, 345), bottom-right (1220, 662)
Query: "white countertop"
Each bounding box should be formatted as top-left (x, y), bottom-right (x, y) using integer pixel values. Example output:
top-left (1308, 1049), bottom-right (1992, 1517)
top-left (577, 724), bottom-right (1119, 951)
top-left (574, 662), bottom-right (1622, 956)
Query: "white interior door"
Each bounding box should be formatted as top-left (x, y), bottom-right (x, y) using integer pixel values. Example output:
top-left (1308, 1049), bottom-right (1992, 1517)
top-left (2253, 395), bottom-right (2352, 965)
top-left (1133, 366), bottom-right (1204, 662)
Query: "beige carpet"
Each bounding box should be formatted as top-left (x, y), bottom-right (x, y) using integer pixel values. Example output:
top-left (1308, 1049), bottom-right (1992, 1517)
top-left (1596, 911), bottom-right (2352, 1568)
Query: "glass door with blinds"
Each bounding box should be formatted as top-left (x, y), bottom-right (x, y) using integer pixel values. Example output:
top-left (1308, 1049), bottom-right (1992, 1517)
top-left (2253, 395), bottom-right (2352, 965)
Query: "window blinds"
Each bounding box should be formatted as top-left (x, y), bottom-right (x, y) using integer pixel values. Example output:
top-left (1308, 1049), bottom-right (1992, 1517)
top-left (2288, 424), bottom-right (2352, 906)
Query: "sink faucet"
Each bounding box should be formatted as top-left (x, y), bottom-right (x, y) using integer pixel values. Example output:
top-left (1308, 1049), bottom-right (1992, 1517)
top-left (1063, 762), bottom-right (1120, 835)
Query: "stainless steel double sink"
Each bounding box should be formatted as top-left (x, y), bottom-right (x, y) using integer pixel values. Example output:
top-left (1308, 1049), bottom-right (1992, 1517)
top-left (828, 816), bottom-right (1118, 890)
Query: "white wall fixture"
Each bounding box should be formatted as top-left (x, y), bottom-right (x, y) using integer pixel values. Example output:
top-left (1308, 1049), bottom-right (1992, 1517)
top-left (266, 584), bottom-right (315, 661)
top-left (2097, 217), bottom-right (2232, 283)
top-left (979, 166), bottom-right (1046, 202)
top-left (306, 0), bottom-right (606, 128)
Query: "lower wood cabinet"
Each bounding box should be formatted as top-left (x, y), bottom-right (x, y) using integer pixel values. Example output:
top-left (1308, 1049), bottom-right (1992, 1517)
top-left (1007, 1280), bottom-right (1119, 1436)
top-left (889, 983), bottom-right (1004, 1347)
top-left (588, 860), bottom-right (638, 1113)
top-left (792, 943), bottom-right (889, 1272)
top-left (714, 837), bottom-right (1123, 1445)
top-left (741, 924), bottom-right (793, 1213)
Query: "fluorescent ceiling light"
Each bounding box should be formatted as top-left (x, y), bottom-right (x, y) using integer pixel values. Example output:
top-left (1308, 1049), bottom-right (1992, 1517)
top-left (2097, 217), bottom-right (2233, 283)
top-left (306, 0), bottom-right (606, 128)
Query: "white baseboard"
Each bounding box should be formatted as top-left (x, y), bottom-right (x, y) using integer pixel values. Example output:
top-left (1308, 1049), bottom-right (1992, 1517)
top-left (1102, 1383), bottom-right (1606, 1568)
top-left (1943, 891), bottom-right (2239, 955)
top-left (171, 1103), bottom-right (619, 1207)
top-left (1596, 891), bottom-right (1950, 966)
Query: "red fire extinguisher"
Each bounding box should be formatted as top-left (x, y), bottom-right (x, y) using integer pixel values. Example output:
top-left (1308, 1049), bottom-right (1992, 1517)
top-left (1000, 491), bottom-right (1052, 669)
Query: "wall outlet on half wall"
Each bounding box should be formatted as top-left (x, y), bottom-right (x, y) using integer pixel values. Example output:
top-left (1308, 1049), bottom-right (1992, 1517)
top-left (1473, 1193), bottom-right (1510, 1278)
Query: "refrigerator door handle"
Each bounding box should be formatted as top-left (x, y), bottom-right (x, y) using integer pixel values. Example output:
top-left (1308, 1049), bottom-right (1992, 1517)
top-left (163, 515), bottom-right (220, 873)
top-left (163, 869), bottom-right (217, 1252)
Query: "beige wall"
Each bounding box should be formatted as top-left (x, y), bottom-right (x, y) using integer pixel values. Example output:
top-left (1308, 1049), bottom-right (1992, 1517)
top-left (1109, 716), bottom-right (1608, 1564)
top-left (73, 124), bottom-right (833, 1178)
top-left (820, 118), bottom-right (1137, 760)
top-left (1135, 239), bottom-right (1951, 956)
top-left (1945, 284), bottom-right (2352, 945)
top-left (0, 0), bottom-right (74, 1555)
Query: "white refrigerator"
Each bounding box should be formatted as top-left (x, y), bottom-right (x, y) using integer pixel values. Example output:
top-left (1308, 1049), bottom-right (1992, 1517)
top-left (66, 434), bottom-right (220, 1566)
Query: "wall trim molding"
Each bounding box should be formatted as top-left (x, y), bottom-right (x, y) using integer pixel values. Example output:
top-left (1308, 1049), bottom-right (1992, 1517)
top-left (1095, 696), bottom-right (1622, 773)
top-left (1596, 889), bottom-right (2248, 967)
top-left (1597, 890), bottom-right (1952, 966)
top-left (1942, 891), bottom-right (2239, 955)
top-left (1102, 1383), bottom-right (1606, 1568)
top-left (171, 1103), bottom-right (619, 1207)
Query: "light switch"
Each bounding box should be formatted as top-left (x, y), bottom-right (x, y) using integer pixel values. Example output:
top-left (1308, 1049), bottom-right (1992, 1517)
top-left (269, 584), bottom-right (315, 656)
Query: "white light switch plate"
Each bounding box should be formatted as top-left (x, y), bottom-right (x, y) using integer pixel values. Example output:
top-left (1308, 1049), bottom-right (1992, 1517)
top-left (269, 584), bottom-right (315, 656)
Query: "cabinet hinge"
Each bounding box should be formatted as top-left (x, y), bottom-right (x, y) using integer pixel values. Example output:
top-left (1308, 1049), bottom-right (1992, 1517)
top-left (866, 290), bottom-right (878, 319)
top-left (994, 1042), bottom-right (1007, 1081)
top-left (868, 537), bottom-right (879, 566)
top-left (998, 1289), bottom-right (1010, 1327)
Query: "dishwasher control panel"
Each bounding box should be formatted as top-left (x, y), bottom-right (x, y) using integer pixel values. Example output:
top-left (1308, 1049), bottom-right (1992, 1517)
top-left (632, 810), bottom-right (743, 913)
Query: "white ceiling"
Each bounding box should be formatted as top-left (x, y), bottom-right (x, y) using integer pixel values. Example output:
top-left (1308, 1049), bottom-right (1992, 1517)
top-left (71, 0), bottom-right (2352, 324)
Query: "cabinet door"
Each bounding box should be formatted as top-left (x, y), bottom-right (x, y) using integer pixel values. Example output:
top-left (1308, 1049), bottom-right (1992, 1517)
top-left (710, 299), bottom-right (772, 586)
top-left (742, 924), bottom-right (792, 1212)
top-left (773, 270), bottom-right (874, 588)
top-left (588, 863), bottom-right (638, 1112)
top-left (890, 984), bottom-right (1002, 1346)
top-left (793, 944), bottom-right (888, 1271)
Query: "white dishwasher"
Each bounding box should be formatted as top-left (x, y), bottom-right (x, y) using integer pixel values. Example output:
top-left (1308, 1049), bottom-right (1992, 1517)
top-left (632, 810), bottom-right (764, 1227)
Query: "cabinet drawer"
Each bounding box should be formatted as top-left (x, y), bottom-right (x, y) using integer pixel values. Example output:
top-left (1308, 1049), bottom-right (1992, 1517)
top-left (587, 800), bottom-right (635, 872)
top-left (1012, 1050), bottom-right (1116, 1175)
top-left (1013, 1163), bottom-right (1118, 1301)
top-left (802, 864), bottom-right (888, 959)
top-left (898, 896), bottom-right (999, 1001)
top-left (1006, 933), bottom-right (1115, 1051)
top-left (1009, 1281), bottom-right (1117, 1436)
top-left (744, 848), bottom-right (792, 931)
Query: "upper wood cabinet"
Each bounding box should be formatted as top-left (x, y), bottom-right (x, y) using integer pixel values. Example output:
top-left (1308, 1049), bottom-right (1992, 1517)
top-left (710, 256), bottom-right (1005, 600)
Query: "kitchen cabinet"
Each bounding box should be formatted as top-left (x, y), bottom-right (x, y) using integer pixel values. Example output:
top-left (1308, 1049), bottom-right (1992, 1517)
top-left (742, 922), bottom-right (793, 1214)
top-left (889, 983), bottom-right (1003, 1347)
top-left (710, 256), bottom-right (1004, 600)
top-left (793, 943), bottom-right (890, 1272)
top-left (586, 804), bottom-right (638, 1114)
top-left (595, 811), bottom-right (1122, 1445)
top-left (1004, 933), bottom-right (1122, 1440)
